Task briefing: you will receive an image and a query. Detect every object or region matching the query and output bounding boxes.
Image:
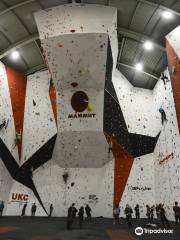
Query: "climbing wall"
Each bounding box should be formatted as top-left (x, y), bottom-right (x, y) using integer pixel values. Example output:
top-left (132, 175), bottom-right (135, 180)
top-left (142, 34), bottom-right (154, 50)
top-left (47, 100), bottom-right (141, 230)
top-left (108, 69), bottom-right (159, 218)
top-left (21, 70), bottom-right (57, 163)
top-left (154, 68), bottom-right (180, 221)
top-left (34, 3), bottom-right (117, 217)
top-left (34, 3), bottom-right (161, 217)
top-left (166, 25), bottom-right (180, 132)
top-left (5, 70), bottom-right (58, 215)
top-left (1, 4), bottom-right (179, 219)
top-left (0, 62), bottom-right (19, 163)
top-left (109, 67), bottom-right (180, 219)
top-left (0, 62), bottom-right (19, 212)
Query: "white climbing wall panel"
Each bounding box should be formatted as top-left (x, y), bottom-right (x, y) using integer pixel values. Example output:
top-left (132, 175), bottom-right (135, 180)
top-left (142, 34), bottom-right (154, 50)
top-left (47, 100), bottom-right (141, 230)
top-left (0, 62), bottom-right (17, 213)
top-left (0, 62), bottom-right (19, 162)
top-left (21, 71), bottom-right (57, 164)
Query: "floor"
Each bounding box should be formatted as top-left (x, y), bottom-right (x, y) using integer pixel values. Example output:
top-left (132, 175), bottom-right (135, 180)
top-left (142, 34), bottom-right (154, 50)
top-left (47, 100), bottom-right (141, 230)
top-left (0, 217), bottom-right (179, 240)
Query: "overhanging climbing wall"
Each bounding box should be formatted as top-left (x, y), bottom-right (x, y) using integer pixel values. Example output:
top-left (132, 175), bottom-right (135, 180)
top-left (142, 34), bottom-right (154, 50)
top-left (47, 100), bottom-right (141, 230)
top-left (166, 25), bottom-right (180, 132)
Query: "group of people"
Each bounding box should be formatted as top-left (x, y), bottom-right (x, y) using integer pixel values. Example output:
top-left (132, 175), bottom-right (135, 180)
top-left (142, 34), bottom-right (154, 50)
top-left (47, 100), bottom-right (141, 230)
top-left (21, 203), bottom-right (39, 217)
top-left (21, 203), bottom-right (53, 217)
top-left (113, 201), bottom-right (180, 228)
top-left (67, 203), bottom-right (92, 230)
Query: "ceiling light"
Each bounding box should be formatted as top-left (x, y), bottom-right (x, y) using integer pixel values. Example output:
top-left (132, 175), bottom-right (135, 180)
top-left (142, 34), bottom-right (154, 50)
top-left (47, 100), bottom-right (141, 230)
top-left (143, 41), bottom-right (153, 51)
top-left (135, 63), bottom-right (143, 72)
top-left (162, 11), bottom-right (173, 20)
top-left (11, 50), bottom-right (20, 60)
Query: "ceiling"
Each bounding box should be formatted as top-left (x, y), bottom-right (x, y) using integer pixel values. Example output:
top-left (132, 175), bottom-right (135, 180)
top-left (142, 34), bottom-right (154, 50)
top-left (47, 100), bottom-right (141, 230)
top-left (0, 0), bottom-right (179, 89)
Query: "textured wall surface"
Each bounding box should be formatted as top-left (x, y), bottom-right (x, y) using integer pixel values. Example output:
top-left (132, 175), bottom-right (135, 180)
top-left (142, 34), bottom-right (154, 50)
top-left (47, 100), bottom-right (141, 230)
top-left (154, 69), bottom-right (180, 221)
top-left (0, 5), bottom-right (180, 220)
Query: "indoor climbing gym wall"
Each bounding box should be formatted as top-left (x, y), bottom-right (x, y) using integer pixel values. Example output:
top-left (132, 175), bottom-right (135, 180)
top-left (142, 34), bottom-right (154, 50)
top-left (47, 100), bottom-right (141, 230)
top-left (109, 69), bottom-right (160, 218)
top-left (0, 62), bottom-right (19, 212)
top-left (1, 3), bottom-right (180, 219)
top-left (34, 3), bottom-right (118, 217)
top-left (166, 25), bottom-right (180, 132)
top-left (6, 70), bottom-right (57, 216)
top-left (154, 68), bottom-right (180, 221)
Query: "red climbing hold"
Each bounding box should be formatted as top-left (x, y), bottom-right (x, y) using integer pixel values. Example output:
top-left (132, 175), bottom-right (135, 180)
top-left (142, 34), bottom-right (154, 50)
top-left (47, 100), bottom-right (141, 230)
top-left (58, 43), bottom-right (64, 48)
top-left (71, 82), bottom-right (78, 88)
top-left (70, 29), bottom-right (76, 33)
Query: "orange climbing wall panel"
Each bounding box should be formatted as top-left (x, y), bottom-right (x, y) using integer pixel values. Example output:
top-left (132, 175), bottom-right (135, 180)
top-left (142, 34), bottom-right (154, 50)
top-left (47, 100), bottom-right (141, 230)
top-left (105, 135), bottom-right (134, 207)
top-left (5, 67), bottom-right (27, 160)
top-left (166, 40), bottom-right (180, 131)
top-left (49, 85), bottom-right (57, 127)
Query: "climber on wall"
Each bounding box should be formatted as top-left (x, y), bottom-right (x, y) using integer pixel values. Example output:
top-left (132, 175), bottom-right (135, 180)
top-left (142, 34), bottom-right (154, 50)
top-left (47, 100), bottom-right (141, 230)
top-left (66, 203), bottom-right (77, 230)
top-left (108, 133), bottom-right (116, 157)
top-left (159, 106), bottom-right (168, 125)
top-left (161, 72), bottom-right (169, 90)
top-left (0, 119), bottom-right (8, 131)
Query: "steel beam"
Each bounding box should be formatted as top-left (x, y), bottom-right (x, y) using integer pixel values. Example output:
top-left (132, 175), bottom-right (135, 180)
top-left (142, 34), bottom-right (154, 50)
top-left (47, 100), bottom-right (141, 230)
top-left (0, 34), bottom-right (39, 59)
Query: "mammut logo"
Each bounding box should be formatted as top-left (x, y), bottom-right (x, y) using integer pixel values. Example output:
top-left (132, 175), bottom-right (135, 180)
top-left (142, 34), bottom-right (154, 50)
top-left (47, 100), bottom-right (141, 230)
top-left (68, 113), bottom-right (96, 118)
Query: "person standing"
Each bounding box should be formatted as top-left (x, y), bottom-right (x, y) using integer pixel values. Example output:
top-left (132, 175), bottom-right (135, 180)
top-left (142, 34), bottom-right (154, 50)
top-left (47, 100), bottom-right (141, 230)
top-left (156, 204), bottom-right (160, 220)
top-left (85, 204), bottom-right (92, 221)
top-left (146, 205), bottom-right (151, 220)
top-left (49, 204), bottom-right (53, 217)
top-left (159, 204), bottom-right (170, 228)
top-left (113, 204), bottom-right (120, 224)
top-left (78, 206), bottom-right (84, 229)
top-left (173, 202), bottom-right (180, 225)
top-left (124, 204), bottom-right (133, 228)
top-left (66, 203), bottom-right (77, 230)
top-left (150, 206), bottom-right (154, 222)
top-left (134, 204), bottom-right (140, 220)
top-left (0, 201), bottom-right (4, 217)
top-left (21, 203), bottom-right (27, 217)
top-left (31, 203), bottom-right (37, 217)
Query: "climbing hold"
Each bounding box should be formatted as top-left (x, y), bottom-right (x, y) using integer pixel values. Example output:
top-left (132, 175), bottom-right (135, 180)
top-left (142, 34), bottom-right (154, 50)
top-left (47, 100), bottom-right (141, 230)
top-left (87, 103), bottom-right (93, 112)
top-left (33, 99), bottom-right (36, 106)
top-left (70, 29), bottom-right (75, 33)
top-left (71, 82), bottom-right (78, 88)
top-left (58, 43), bottom-right (64, 48)
top-left (62, 172), bottom-right (69, 183)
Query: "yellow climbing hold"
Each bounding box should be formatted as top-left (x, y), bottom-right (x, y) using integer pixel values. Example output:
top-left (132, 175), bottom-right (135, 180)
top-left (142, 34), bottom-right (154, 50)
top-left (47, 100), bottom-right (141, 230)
top-left (87, 103), bottom-right (93, 112)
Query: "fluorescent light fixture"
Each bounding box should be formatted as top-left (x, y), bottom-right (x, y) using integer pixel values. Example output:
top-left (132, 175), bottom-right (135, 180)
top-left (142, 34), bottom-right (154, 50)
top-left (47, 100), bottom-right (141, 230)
top-left (162, 11), bottom-right (173, 20)
top-left (11, 50), bottom-right (20, 60)
top-left (143, 41), bottom-right (153, 51)
top-left (135, 63), bottom-right (143, 72)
